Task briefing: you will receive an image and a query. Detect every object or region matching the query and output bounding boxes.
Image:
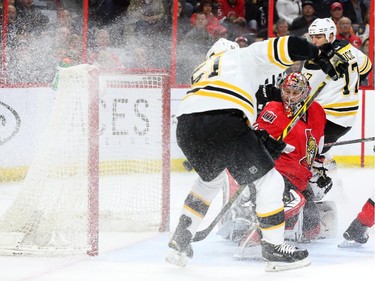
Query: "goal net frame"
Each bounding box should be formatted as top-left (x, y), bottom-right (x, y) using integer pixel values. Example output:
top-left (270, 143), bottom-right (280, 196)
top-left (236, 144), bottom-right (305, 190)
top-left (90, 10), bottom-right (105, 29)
top-left (0, 65), bottom-right (171, 256)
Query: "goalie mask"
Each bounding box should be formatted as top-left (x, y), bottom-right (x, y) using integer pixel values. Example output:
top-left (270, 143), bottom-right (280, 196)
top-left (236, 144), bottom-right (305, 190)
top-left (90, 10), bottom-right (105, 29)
top-left (280, 72), bottom-right (311, 118)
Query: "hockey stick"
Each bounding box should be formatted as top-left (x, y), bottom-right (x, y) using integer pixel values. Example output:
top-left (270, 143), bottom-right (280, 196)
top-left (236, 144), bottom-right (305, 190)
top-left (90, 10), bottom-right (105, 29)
top-left (192, 79), bottom-right (328, 242)
top-left (324, 137), bottom-right (375, 148)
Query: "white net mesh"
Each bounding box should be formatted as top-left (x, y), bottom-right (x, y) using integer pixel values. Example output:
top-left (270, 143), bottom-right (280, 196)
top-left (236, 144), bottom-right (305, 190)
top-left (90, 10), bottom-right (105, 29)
top-left (0, 65), bottom-right (170, 256)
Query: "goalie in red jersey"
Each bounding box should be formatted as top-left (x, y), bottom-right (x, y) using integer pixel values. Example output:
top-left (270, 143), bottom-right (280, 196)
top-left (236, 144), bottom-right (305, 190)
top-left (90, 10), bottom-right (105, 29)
top-left (218, 72), bottom-right (335, 255)
top-left (255, 72), bottom-right (334, 242)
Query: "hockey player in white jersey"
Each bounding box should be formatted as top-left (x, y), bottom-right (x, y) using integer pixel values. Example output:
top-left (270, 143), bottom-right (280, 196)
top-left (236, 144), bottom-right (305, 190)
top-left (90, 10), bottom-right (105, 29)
top-left (166, 36), bottom-right (346, 272)
top-left (302, 18), bottom-right (372, 169)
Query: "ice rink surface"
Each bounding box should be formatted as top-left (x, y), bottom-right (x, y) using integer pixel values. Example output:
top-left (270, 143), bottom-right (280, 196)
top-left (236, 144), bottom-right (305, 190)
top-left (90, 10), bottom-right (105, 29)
top-left (0, 168), bottom-right (374, 281)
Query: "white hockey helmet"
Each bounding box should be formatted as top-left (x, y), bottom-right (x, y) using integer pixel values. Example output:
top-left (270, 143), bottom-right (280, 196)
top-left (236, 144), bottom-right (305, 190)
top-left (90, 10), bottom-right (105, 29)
top-left (206, 38), bottom-right (239, 59)
top-left (308, 18), bottom-right (337, 42)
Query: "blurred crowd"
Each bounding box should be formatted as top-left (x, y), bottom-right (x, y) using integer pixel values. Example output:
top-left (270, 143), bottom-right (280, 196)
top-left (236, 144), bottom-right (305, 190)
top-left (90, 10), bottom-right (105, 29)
top-left (0, 0), bottom-right (372, 84)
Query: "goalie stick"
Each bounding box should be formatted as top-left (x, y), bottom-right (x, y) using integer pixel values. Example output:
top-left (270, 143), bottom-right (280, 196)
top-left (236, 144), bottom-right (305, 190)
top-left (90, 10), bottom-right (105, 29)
top-left (192, 79), bottom-right (328, 242)
top-left (324, 137), bottom-right (375, 148)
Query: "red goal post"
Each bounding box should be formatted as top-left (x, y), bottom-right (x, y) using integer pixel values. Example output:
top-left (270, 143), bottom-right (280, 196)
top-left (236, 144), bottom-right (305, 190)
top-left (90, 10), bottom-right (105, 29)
top-left (0, 65), bottom-right (171, 256)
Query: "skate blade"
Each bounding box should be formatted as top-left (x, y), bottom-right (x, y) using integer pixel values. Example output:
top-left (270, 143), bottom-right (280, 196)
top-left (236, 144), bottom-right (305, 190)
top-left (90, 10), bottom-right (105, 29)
top-left (264, 257), bottom-right (311, 272)
top-left (165, 249), bottom-right (190, 267)
top-left (337, 240), bottom-right (363, 248)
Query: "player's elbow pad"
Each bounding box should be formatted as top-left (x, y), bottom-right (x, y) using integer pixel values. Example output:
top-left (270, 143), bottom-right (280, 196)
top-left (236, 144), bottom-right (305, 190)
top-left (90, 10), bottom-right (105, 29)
top-left (288, 36), bottom-right (319, 61)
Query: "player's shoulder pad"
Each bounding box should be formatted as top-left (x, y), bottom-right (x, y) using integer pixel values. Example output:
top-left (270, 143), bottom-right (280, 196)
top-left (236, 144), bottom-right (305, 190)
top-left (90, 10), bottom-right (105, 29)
top-left (331, 39), bottom-right (350, 50)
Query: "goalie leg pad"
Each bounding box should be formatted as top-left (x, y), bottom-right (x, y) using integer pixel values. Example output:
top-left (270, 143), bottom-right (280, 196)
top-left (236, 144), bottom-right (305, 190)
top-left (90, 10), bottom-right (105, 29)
top-left (316, 200), bottom-right (337, 239)
top-left (284, 189), bottom-right (305, 242)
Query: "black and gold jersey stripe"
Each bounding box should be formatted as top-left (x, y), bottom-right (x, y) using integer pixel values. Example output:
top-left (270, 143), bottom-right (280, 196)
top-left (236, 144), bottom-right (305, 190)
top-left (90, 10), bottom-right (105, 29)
top-left (185, 80), bottom-right (255, 116)
top-left (323, 100), bottom-right (359, 117)
top-left (359, 55), bottom-right (372, 75)
top-left (267, 37), bottom-right (294, 69)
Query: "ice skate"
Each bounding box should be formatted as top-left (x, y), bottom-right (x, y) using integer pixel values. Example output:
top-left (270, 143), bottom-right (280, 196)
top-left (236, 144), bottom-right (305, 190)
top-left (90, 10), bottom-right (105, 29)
top-left (166, 215), bottom-right (194, 267)
top-left (338, 218), bottom-right (369, 248)
top-left (261, 240), bottom-right (311, 272)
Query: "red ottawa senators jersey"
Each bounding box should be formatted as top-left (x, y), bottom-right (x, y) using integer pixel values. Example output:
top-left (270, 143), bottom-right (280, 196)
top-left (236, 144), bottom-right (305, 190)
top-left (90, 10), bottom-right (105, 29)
top-left (255, 101), bottom-right (326, 192)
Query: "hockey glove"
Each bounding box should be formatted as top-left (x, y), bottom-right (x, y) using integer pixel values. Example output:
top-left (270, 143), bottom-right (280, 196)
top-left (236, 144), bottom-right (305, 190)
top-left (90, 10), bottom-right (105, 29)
top-left (255, 84), bottom-right (282, 111)
top-left (312, 43), bottom-right (340, 81)
top-left (254, 129), bottom-right (286, 160)
top-left (330, 40), bottom-right (350, 78)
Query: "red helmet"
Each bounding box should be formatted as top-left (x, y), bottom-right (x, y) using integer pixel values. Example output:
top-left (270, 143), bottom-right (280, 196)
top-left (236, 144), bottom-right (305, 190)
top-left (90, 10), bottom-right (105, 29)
top-left (280, 72), bottom-right (311, 118)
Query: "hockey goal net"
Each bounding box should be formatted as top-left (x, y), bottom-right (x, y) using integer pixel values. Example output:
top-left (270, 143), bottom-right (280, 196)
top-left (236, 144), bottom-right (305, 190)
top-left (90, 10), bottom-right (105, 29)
top-left (0, 65), bottom-right (170, 256)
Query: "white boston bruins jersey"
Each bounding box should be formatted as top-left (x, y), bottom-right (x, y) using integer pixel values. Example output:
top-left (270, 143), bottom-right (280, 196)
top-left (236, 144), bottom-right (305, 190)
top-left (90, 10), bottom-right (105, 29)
top-left (302, 40), bottom-right (372, 127)
top-left (177, 36), bottom-right (295, 126)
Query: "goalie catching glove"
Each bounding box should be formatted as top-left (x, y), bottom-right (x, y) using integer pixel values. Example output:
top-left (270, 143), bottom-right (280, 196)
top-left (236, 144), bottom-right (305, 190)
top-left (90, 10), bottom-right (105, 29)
top-left (306, 158), bottom-right (333, 201)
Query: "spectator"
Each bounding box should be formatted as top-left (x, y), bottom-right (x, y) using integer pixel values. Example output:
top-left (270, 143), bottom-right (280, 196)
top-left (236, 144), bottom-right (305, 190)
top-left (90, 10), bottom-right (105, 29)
top-left (217, 0), bottom-right (248, 39)
top-left (342, 0), bottom-right (367, 25)
top-left (190, 0), bottom-right (223, 36)
top-left (7, 4), bottom-right (17, 23)
top-left (122, 36), bottom-right (151, 68)
top-left (330, 2), bottom-right (358, 38)
top-left (330, 3), bottom-right (344, 27)
top-left (1, 4), bottom-right (19, 48)
top-left (121, 0), bottom-right (166, 67)
top-left (89, 29), bottom-right (123, 68)
top-left (276, 0), bottom-right (302, 26)
top-left (177, 12), bottom-right (214, 83)
top-left (183, 0), bottom-right (194, 18)
top-left (164, 0), bottom-right (191, 40)
top-left (124, 0), bottom-right (165, 37)
top-left (273, 18), bottom-right (289, 37)
top-left (182, 12), bottom-right (214, 46)
top-left (51, 29), bottom-right (83, 68)
top-left (336, 17), bottom-right (362, 49)
top-left (290, 0), bottom-right (317, 37)
top-left (15, 0), bottom-right (49, 34)
top-left (357, 6), bottom-right (370, 42)
top-left (55, 9), bottom-right (81, 36)
top-left (217, 0), bottom-right (246, 25)
top-left (330, 2), bottom-right (344, 25)
top-left (359, 38), bottom-right (371, 85)
top-left (361, 38), bottom-right (369, 56)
